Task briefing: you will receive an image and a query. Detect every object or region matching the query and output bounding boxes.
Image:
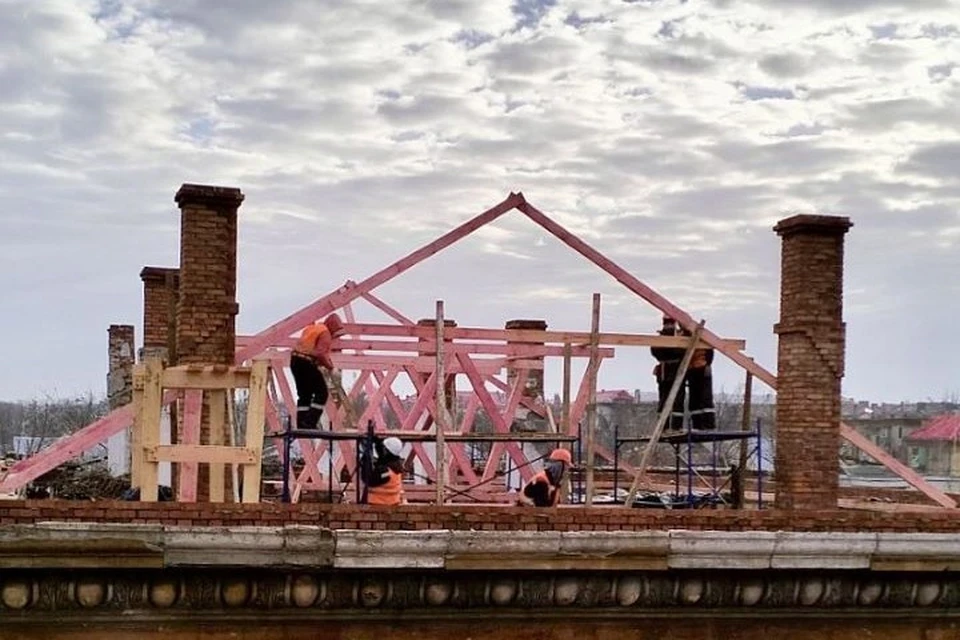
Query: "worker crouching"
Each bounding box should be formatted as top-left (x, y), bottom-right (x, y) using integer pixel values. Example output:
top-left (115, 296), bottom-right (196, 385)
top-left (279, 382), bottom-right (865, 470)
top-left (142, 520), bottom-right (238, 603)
top-left (518, 448), bottom-right (572, 507)
top-left (361, 436), bottom-right (406, 506)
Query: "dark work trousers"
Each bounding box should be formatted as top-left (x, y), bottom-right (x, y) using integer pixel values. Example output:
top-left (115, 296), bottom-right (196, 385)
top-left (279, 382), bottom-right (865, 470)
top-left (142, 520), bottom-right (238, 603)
top-left (687, 366), bottom-right (716, 430)
top-left (290, 354), bottom-right (328, 429)
top-left (656, 371), bottom-right (686, 431)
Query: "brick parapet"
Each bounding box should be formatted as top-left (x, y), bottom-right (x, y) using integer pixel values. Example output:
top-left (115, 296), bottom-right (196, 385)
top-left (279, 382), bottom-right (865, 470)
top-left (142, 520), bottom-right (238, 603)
top-left (3, 500), bottom-right (958, 532)
top-left (774, 214), bottom-right (852, 511)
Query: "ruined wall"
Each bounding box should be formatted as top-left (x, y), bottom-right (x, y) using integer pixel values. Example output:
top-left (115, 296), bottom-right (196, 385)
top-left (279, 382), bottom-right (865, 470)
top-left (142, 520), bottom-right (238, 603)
top-left (106, 325), bottom-right (135, 476)
top-left (774, 214), bottom-right (852, 510)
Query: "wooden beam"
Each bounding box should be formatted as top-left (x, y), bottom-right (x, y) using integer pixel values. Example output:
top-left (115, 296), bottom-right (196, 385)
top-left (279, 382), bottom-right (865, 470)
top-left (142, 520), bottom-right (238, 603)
top-left (737, 372), bottom-right (754, 509)
top-left (435, 300), bottom-right (446, 505)
top-left (585, 293), bottom-right (601, 506)
top-left (234, 193), bottom-right (524, 363)
top-left (139, 359), bottom-right (163, 502)
top-left (177, 389), bottom-right (202, 503)
top-left (242, 360), bottom-right (268, 503)
top-left (208, 390), bottom-right (227, 503)
top-left (162, 367), bottom-right (252, 390)
top-left (147, 445), bottom-right (259, 465)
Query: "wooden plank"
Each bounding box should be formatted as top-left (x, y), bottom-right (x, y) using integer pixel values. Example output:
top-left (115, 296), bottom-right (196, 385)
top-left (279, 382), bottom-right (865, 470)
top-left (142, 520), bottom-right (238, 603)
top-left (737, 372), bottom-right (754, 509)
top-left (234, 193), bottom-right (524, 363)
top-left (333, 338), bottom-right (617, 359)
top-left (625, 322), bottom-right (704, 507)
top-left (162, 367), bottom-right (252, 390)
top-left (435, 300), bottom-right (447, 505)
top-left (130, 368), bottom-right (144, 489)
top-left (585, 293), bottom-right (601, 506)
top-left (148, 445), bottom-right (259, 465)
top-left (561, 343), bottom-right (571, 434)
top-left (360, 289), bottom-right (415, 325)
top-left (840, 424), bottom-right (956, 508)
top-left (242, 360), bottom-right (268, 503)
top-left (177, 389), bottom-right (202, 503)
top-left (139, 359), bottom-right (163, 502)
top-left (208, 389), bottom-right (227, 503)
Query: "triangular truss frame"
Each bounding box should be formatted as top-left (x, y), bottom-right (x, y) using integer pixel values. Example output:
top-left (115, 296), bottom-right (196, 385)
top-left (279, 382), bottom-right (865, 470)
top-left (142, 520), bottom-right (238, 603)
top-left (1, 192), bottom-right (952, 508)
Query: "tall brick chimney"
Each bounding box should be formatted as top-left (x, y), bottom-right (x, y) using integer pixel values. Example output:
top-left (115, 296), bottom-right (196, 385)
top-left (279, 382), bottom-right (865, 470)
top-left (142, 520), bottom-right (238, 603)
top-left (175, 183), bottom-right (244, 501)
top-left (773, 214), bottom-right (853, 510)
top-left (139, 267), bottom-right (179, 364)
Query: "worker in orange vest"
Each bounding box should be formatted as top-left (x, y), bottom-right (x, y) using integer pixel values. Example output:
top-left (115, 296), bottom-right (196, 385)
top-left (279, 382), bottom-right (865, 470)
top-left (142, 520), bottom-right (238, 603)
top-left (290, 313), bottom-right (345, 429)
top-left (518, 448), bottom-right (572, 507)
top-left (361, 436), bottom-right (406, 506)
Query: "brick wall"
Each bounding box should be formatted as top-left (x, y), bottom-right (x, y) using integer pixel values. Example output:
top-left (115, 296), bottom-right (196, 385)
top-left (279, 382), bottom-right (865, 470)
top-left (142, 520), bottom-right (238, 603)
top-left (139, 266), bottom-right (179, 363)
top-left (174, 184), bottom-right (244, 501)
top-left (773, 215), bottom-right (852, 510)
top-left (106, 324), bottom-right (135, 410)
top-left (2, 500), bottom-right (959, 532)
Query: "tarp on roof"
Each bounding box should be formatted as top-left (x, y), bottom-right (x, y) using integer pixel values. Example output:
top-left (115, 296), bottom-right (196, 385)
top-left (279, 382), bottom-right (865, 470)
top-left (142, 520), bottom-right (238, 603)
top-left (905, 414), bottom-right (960, 442)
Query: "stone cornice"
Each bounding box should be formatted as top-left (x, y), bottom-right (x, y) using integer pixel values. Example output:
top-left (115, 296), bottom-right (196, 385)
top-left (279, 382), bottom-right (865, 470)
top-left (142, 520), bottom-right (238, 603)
top-left (4, 524), bottom-right (960, 573)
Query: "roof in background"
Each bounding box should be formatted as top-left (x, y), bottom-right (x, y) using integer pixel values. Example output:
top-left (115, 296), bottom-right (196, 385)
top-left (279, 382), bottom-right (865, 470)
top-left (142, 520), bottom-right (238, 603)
top-left (905, 414), bottom-right (960, 442)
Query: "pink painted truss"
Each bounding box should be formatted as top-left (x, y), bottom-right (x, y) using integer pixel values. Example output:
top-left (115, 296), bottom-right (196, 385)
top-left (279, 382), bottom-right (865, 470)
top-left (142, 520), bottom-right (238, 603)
top-left (1, 192), bottom-right (952, 509)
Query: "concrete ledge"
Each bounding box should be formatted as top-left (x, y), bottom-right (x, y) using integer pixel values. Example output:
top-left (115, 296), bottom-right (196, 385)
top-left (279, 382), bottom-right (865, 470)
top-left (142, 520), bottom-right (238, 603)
top-left (5, 524), bottom-right (960, 574)
top-left (771, 532), bottom-right (877, 569)
top-left (873, 533), bottom-right (960, 571)
top-left (668, 531), bottom-right (776, 570)
top-left (335, 530), bottom-right (451, 569)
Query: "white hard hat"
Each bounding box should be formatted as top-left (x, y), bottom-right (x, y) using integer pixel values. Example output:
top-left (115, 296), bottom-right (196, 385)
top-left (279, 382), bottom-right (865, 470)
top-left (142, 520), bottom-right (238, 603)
top-left (383, 437), bottom-right (403, 457)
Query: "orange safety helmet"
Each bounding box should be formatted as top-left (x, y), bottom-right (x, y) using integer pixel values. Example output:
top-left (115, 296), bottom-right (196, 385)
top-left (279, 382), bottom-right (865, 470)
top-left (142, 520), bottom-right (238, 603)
top-left (323, 313), bottom-right (346, 338)
top-left (548, 448), bottom-right (572, 465)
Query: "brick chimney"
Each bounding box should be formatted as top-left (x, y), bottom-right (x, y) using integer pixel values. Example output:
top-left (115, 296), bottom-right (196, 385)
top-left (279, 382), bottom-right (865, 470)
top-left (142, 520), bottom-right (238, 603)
top-left (505, 319), bottom-right (548, 432)
top-left (139, 267), bottom-right (179, 364)
top-left (175, 183), bottom-right (245, 501)
top-left (773, 214), bottom-right (853, 510)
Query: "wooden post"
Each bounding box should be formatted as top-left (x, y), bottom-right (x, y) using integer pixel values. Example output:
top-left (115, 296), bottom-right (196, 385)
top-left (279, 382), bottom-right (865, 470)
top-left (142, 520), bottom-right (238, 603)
top-left (242, 360), bottom-right (268, 503)
top-left (561, 343), bottom-right (571, 434)
top-left (131, 366), bottom-right (144, 489)
top-left (208, 390), bottom-right (227, 503)
top-left (585, 293), bottom-right (601, 506)
top-left (737, 371), bottom-right (753, 509)
top-left (435, 300), bottom-right (446, 505)
top-left (625, 321), bottom-right (704, 508)
top-left (140, 358), bottom-right (163, 502)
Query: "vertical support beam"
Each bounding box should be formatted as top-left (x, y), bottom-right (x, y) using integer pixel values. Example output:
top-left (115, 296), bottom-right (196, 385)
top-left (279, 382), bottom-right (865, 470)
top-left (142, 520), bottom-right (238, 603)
top-left (208, 390), bottom-right (227, 503)
top-left (561, 343), bottom-right (571, 435)
top-left (242, 361), bottom-right (268, 504)
top-left (435, 301), bottom-right (446, 504)
top-left (773, 214), bottom-right (852, 510)
top-left (178, 389), bottom-right (202, 503)
top-left (175, 183), bottom-right (244, 502)
top-left (131, 367), bottom-right (144, 489)
top-left (140, 359), bottom-right (163, 502)
top-left (585, 293), bottom-right (601, 506)
top-left (737, 372), bottom-right (753, 509)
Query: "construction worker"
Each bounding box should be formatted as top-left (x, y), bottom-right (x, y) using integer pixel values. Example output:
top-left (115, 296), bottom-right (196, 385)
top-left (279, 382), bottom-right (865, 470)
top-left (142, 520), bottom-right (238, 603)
top-left (518, 448), bottom-right (572, 507)
top-left (361, 436), bottom-right (406, 506)
top-left (290, 313), bottom-right (345, 429)
top-left (651, 316), bottom-right (686, 431)
top-left (682, 326), bottom-right (716, 430)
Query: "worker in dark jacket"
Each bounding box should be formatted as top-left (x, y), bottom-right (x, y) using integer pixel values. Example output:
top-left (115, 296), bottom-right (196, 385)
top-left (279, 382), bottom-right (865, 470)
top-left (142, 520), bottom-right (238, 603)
top-left (290, 313), bottom-right (345, 429)
top-left (518, 448), bottom-right (572, 507)
top-left (681, 326), bottom-right (716, 430)
top-left (651, 316), bottom-right (685, 431)
top-left (361, 436), bottom-right (406, 506)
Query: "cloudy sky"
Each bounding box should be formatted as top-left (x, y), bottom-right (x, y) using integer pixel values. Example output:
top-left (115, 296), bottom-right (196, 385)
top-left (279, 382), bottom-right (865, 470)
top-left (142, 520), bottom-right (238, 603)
top-left (1, 0), bottom-right (958, 406)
